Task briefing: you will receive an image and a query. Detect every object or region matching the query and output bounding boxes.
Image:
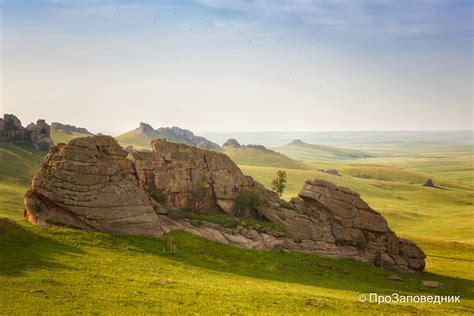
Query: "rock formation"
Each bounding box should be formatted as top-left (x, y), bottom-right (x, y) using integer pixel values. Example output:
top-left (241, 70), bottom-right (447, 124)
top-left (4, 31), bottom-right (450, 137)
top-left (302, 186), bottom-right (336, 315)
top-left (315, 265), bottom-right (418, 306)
top-left (138, 122), bottom-right (155, 136)
top-left (127, 122), bottom-right (221, 151)
top-left (223, 138), bottom-right (241, 148)
top-left (51, 122), bottom-right (93, 135)
top-left (157, 126), bottom-right (221, 151)
top-left (423, 179), bottom-right (435, 187)
top-left (24, 136), bottom-right (426, 273)
top-left (318, 169), bottom-right (341, 176)
top-left (0, 114), bottom-right (53, 150)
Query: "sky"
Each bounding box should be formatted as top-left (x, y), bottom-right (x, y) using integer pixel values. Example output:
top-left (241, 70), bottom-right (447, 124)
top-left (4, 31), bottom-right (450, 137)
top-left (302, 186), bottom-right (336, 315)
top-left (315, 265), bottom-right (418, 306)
top-left (1, 0), bottom-right (473, 135)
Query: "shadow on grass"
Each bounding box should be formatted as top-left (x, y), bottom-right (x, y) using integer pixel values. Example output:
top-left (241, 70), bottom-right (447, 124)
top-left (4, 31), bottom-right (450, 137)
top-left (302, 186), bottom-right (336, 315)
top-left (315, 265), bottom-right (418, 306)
top-left (2, 221), bottom-right (473, 304)
top-left (0, 219), bottom-right (83, 276)
top-left (100, 229), bottom-right (474, 301)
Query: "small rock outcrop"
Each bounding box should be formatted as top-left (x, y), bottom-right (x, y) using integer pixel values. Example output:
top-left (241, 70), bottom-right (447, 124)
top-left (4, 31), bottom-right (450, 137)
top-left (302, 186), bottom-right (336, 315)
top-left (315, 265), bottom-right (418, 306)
top-left (423, 179), bottom-right (434, 187)
top-left (157, 126), bottom-right (221, 151)
top-left (51, 122), bottom-right (93, 135)
top-left (223, 138), bottom-right (241, 148)
top-left (24, 136), bottom-right (426, 273)
top-left (139, 122), bottom-right (155, 136)
top-left (318, 169), bottom-right (341, 176)
top-left (0, 114), bottom-right (53, 150)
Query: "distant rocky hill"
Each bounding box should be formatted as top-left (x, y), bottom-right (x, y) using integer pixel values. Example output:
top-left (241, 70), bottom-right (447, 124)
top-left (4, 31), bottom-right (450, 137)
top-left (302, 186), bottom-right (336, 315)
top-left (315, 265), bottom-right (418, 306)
top-left (116, 122), bottom-right (221, 150)
top-left (25, 136), bottom-right (425, 273)
top-left (51, 122), bottom-right (93, 135)
top-left (0, 114), bottom-right (53, 150)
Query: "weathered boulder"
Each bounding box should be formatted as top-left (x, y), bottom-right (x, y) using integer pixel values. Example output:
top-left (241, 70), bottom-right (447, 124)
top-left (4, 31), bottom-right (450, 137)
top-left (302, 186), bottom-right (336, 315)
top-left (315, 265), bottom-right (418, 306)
top-left (24, 136), bottom-right (426, 273)
top-left (0, 114), bottom-right (53, 150)
top-left (423, 179), bottom-right (435, 187)
top-left (27, 120), bottom-right (53, 150)
top-left (25, 136), bottom-right (160, 234)
top-left (223, 138), bottom-right (241, 148)
top-left (0, 114), bottom-right (31, 145)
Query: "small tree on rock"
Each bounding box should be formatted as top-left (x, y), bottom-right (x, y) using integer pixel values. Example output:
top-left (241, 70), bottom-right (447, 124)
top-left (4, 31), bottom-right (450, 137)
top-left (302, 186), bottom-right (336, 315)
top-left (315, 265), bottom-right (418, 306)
top-left (271, 170), bottom-right (287, 196)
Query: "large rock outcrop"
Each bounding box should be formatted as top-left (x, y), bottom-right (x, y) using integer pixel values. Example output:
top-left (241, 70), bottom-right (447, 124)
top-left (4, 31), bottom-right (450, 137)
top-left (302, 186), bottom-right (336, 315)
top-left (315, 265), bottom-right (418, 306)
top-left (24, 136), bottom-right (425, 273)
top-left (0, 114), bottom-right (53, 150)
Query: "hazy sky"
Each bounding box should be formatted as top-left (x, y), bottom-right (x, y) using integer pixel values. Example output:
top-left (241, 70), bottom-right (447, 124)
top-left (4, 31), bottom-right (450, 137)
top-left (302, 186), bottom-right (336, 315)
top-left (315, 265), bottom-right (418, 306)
top-left (1, 0), bottom-right (473, 135)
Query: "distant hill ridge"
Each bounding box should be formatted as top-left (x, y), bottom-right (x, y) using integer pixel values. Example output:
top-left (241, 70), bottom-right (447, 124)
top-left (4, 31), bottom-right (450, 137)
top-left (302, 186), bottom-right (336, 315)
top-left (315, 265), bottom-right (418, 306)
top-left (51, 122), bottom-right (93, 135)
top-left (116, 122), bottom-right (221, 150)
top-left (274, 139), bottom-right (373, 161)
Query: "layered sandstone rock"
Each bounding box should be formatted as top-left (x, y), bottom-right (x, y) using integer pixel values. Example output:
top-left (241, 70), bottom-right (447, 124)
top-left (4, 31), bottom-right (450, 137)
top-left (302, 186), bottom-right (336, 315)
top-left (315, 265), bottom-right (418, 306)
top-left (133, 139), bottom-right (257, 214)
top-left (26, 136), bottom-right (161, 234)
top-left (24, 136), bottom-right (425, 273)
top-left (0, 114), bottom-right (53, 150)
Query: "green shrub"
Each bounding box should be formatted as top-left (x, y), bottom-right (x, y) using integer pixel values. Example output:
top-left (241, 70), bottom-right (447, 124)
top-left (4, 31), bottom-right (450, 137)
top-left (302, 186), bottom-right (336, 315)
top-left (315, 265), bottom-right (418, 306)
top-left (150, 188), bottom-right (168, 206)
top-left (271, 170), bottom-right (287, 196)
top-left (234, 189), bottom-right (266, 217)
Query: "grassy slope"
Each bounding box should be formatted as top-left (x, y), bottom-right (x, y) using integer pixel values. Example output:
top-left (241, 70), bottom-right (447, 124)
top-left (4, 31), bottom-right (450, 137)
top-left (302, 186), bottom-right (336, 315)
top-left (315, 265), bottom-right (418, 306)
top-left (0, 142), bottom-right (43, 220)
top-left (0, 220), bottom-right (472, 314)
top-left (115, 129), bottom-right (171, 150)
top-left (224, 147), bottom-right (311, 170)
top-left (50, 128), bottom-right (92, 145)
top-left (273, 140), bottom-right (372, 161)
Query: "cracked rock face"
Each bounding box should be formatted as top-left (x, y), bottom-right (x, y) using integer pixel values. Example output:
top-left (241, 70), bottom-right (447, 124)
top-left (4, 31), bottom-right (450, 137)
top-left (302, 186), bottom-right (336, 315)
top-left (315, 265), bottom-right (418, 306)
top-left (24, 136), bottom-right (426, 273)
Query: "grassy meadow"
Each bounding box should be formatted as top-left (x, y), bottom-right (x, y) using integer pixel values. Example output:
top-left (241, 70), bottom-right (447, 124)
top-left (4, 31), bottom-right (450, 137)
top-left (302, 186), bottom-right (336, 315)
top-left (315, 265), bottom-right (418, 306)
top-left (0, 135), bottom-right (473, 314)
top-left (1, 220), bottom-right (473, 314)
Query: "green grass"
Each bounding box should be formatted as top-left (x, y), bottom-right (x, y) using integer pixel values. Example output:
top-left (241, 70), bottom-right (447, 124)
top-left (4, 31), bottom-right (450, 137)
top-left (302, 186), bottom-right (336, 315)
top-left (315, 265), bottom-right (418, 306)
top-left (224, 147), bottom-right (311, 170)
top-left (357, 154), bottom-right (474, 184)
top-left (50, 128), bottom-right (92, 144)
top-left (273, 139), bottom-right (373, 161)
top-left (240, 163), bottom-right (474, 243)
top-left (0, 220), bottom-right (472, 314)
top-left (115, 128), bottom-right (171, 150)
top-left (0, 142), bottom-right (43, 220)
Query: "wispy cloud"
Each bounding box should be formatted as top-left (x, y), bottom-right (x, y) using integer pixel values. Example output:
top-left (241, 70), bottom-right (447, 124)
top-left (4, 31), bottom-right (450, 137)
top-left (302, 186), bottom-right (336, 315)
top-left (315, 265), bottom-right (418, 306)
top-left (196, 0), bottom-right (472, 42)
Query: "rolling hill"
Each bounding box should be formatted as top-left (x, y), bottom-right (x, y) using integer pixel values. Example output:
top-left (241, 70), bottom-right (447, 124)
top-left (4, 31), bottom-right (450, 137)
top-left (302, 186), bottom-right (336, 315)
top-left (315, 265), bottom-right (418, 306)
top-left (224, 145), bottom-right (311, 170)
top-left (273, 139), bottom-right (373, 161)
top-left (50, 128), bottom-right (92, 145)
top-left (0, 142), bottom-right (43, 219)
